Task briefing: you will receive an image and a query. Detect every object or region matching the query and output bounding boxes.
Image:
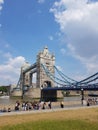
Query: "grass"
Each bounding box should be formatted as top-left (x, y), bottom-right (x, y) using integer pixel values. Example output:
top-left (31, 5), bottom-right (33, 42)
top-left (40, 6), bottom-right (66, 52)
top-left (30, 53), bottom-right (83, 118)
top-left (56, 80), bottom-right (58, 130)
top-left (0, 107), bottom-right (98, 130)
top-left (2, 120), bottom-right (98, 130)
top-left (1, 120), bottom-right (98, 130)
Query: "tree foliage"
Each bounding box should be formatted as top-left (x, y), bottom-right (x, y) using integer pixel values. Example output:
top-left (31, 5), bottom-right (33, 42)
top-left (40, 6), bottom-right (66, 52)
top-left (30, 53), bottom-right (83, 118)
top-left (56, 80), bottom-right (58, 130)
top-left (0, 86), bottom-right (8, 93)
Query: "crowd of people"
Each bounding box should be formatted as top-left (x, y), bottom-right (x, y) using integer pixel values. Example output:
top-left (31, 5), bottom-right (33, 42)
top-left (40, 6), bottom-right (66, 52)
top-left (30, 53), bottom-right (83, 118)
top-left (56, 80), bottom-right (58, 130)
top-left (0, 97), bottom-right (98, 113)
top-left (86, 98), bottom-right (98, 106)
top-left (0, 100), bottom-right (64, 113)
top-left (14, 100), bottom-right (52, 111)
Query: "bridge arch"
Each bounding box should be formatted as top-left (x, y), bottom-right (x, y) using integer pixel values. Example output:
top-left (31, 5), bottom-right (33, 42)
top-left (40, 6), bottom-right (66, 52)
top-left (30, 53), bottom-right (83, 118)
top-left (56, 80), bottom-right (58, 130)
top-left (41, 80), bottom-right (52, 88)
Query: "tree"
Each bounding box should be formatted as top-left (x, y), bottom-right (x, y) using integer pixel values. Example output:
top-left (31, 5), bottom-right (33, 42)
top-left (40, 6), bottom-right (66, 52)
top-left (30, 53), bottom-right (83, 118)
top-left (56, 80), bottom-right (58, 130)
top-left (0, 86), bottom-right (7, 94)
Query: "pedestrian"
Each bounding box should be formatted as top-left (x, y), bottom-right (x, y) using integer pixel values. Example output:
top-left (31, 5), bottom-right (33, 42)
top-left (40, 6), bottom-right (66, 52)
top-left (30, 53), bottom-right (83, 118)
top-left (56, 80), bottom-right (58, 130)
top-left (48, 101), bottom-right (51, 109)
top-left (8, 107), bottom-right (11, 112)
top-left (42, 102), bottom-right (46, 109)
top-left (60, 101), bottom-right (64, 108)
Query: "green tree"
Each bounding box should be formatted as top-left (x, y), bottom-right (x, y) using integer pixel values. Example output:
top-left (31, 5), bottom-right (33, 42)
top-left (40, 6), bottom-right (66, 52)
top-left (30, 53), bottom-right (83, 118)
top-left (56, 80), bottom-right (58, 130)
top-left (0, 86), bottom-right (7, 94)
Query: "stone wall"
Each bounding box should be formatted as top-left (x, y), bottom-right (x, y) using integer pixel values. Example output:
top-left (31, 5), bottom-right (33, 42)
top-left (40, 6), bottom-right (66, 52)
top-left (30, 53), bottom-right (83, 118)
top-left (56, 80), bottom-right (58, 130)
top-left (25, 88), bottom-right (41, 98)
top-left (36, 46), bottom-right (55, 88)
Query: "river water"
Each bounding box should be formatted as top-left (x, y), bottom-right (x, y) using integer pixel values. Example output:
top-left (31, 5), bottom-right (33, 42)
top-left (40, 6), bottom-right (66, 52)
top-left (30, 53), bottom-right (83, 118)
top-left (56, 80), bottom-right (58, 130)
top-left (64, 96), bottom-right (81, 101)
top-left (0, 97), bottom-right (17, 105)
top-left (0, 96), bottom-right (81, 105)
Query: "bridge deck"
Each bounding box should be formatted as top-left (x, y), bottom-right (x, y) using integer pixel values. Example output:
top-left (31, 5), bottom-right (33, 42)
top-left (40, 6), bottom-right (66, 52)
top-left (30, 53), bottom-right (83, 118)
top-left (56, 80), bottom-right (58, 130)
top-left (42, 86), bottom-right (98, 91)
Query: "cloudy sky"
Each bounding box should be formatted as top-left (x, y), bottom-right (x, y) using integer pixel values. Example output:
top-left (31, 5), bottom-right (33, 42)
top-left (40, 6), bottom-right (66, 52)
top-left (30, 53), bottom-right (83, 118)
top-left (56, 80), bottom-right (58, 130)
top-left (0, 0), bottom-right (98, 85)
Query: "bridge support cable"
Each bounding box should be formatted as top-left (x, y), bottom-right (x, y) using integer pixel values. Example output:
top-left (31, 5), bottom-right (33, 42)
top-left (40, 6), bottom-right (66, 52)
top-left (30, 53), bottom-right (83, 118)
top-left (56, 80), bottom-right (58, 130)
top-left (41, 64), bottom-right (69, 86)
top-left (77, 72), bottom-right (98, 85)
top-left (54, 66), bottom-right (78, 83)
top-left (15, 74), bottom-right (22, 89)
top-left (54, 66), bottom-right (78, 85)
top-left (53, 66), bottom-right (98, 88)
top-left (16, 76), bottom-right (21, 88)
top-left (43, 70), bottom-right (66, 86)
top-left (41, 63), bottom-right (73, 85)
top-left (79, 77), bottom-right (98, 85)
top-left (54, 66), bottom-right (72, 85)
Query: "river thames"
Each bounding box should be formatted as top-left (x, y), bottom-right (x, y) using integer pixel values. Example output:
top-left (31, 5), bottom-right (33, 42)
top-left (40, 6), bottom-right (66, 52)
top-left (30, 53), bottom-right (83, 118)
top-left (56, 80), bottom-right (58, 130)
top-left (0, 96), bottom-right (82, 106)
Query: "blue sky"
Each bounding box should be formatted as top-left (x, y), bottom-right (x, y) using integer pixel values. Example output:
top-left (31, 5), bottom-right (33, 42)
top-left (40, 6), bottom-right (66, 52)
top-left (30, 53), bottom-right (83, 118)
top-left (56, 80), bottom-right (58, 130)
top-left (0, 0), bottom-right (98, 85)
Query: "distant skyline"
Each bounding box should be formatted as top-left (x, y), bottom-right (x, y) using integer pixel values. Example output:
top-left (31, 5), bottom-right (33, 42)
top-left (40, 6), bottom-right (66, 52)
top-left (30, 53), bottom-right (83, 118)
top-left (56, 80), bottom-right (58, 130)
top-left (0, 0), bottom-right (98, 85)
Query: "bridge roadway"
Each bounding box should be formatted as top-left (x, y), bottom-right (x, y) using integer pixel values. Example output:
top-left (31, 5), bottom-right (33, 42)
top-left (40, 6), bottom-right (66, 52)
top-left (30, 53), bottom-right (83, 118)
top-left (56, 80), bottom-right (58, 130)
top-left (42, 86), bottom-right (98, 91)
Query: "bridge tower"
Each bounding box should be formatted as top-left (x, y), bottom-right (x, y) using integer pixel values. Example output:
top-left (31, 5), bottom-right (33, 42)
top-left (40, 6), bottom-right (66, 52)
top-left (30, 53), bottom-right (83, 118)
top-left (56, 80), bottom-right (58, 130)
top-left (36, 46), bottom-right (55, 89)
top-left (12, 46), bottom-right (56, 100)
top-left (21, 62), bottom-right (31, 87)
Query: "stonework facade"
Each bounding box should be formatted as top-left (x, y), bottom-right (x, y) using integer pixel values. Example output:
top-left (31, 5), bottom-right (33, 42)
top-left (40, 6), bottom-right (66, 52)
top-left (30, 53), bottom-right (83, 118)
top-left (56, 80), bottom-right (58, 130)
top-left (12, 47), bottom-right (56, 99)
top-left (36, 46), bottom-right (55, 88)
top-left (21, 62), bottom-right (31, 87)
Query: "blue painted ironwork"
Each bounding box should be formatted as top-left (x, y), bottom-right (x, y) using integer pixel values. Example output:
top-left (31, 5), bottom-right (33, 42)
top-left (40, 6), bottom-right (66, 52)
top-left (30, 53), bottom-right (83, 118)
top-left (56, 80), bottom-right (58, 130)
top-left (54, 65), bottom-right (77, 83)
top-left (41, 63), bottom-right (67, 86)
top-left (16, 62), bottom-right (98, 92)
top-left (41, 63), bottom-right (98, 91)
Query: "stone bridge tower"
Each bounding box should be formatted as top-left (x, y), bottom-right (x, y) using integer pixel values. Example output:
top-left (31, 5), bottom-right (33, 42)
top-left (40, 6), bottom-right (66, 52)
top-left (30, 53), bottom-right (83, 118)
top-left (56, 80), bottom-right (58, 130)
top-left (36, 46), bottom-right (55, 88)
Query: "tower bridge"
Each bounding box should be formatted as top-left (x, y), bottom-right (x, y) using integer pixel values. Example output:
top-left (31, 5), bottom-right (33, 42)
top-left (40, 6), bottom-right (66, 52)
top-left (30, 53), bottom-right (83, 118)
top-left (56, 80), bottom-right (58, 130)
top-left (13, 46), bottom-right (55, 99)
top-left (12, 47), bottom-right (98, 101)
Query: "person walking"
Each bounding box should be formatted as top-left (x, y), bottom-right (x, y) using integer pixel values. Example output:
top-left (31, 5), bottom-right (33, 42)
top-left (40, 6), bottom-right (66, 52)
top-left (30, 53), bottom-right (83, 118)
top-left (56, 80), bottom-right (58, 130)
top-left (60, 101), bottom-right (64, 108)
top-left (48, 101), bottom-right (51, 109)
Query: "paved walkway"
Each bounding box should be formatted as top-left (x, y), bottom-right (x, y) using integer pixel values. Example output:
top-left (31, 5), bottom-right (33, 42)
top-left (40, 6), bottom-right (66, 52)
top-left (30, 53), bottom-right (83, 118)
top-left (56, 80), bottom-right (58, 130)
top-left (0, 105), bottom-right (98, 117)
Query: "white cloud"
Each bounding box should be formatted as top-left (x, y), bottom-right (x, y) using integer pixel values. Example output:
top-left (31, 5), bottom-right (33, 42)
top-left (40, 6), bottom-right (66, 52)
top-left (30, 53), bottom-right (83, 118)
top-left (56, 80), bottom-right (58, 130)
top-left (51, 0), bottom-right (98, 74)
top-left (0, 55), bottom-right (26, 85)
top-left (0, 0), bottom-right (4, 11)
top-left (3, 52), bottom-right (12, 59)
top-left (37, 0), bottom-right (45, 4)
top-left (0, 0), bottom-right (4, 3)
top-left (0, 6), bottom-right (2, 10)
top-left (0, 0), bottom-right (4, 27)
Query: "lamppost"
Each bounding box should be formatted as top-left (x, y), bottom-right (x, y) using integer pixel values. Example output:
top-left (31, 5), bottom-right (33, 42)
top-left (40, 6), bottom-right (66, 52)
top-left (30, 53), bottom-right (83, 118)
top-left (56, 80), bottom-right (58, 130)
top-left (81, 88), bottom-right (84, 105)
